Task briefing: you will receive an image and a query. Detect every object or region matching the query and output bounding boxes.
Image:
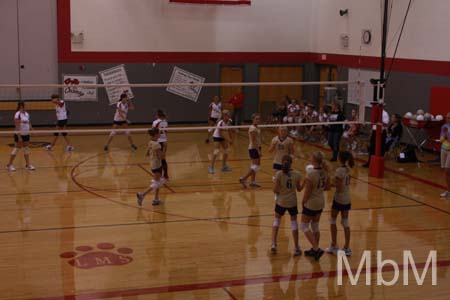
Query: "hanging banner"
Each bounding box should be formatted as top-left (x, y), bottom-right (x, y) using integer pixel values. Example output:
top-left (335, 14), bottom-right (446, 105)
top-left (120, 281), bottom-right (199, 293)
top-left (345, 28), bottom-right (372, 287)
top-left (62, 75), bottom-right (98, 101)
top-left (99, 65), bottom-right (134, 105)
top-left (170, 0), bottom-right (250, 5)
top-left (167, 67), bottom-right (205, 102)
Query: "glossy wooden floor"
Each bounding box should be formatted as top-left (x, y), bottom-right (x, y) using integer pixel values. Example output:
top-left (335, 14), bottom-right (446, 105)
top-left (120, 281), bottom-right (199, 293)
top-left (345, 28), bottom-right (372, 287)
top-left (0, 128), bottom-right (449, 300)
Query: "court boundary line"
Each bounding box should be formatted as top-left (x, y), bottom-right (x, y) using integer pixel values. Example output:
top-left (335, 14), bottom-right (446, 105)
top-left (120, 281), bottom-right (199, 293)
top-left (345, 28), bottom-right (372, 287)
top-left (3, 204), bottom-right (446, 235)
top-left (23, 259), bottom-right (450, 300)
top-left (222, 287), bottom-right (238, 300)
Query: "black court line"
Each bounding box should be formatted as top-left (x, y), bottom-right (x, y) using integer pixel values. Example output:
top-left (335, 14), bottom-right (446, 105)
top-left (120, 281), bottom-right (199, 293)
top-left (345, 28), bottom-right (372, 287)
top-left (0, 204), bottom-right (426, 235)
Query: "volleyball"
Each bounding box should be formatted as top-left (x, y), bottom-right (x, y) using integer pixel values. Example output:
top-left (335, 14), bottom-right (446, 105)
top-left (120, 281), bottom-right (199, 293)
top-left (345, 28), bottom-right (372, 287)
top-left (305, 164), bottom-right (314, 173)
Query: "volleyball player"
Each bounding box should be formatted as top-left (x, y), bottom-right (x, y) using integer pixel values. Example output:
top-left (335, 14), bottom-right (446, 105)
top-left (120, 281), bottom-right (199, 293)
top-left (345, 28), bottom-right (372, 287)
top-left (239, 113), bottom-right (262, 188)
top-left (209, 110), bottom-right (233, 174)
top-left (205, 96), bottom-right (222, 143)
top-left (440, 112), bottom-right (450, 198)
top-left (300, 151), bottom-right (330, 261)
top-left (137, 127), bottom-right (164, 206)
top-left (268, 126), bottom-right (295, 176)
top-left (6, 101), bottom-right (35, 171)
top-left (271, 155), bottom-right (304, 256)
top-left (325, 151), bottom-right (354, 256)
top-left (104, 93), bottom-right (137, 151)
top-left (45, 94), bottom-right (74, 151)
top-left (152, 109), bottom-right (169, 180)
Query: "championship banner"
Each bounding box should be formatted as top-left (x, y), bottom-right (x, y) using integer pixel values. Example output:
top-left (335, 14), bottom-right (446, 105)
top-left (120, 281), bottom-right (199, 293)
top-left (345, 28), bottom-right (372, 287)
top-left (62, 74), bottom-right (98, 101)
top-left (167, 67), bottom-right (205, 102)
top-left (99, 65), bottom-right (134, 105)
top-left (170, 0), bottom-right (251, 5)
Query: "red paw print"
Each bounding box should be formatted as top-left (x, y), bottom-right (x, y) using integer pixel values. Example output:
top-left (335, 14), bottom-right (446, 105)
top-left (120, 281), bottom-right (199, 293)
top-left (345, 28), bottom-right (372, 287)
top-left (60, 243), bottom-right (133, 269)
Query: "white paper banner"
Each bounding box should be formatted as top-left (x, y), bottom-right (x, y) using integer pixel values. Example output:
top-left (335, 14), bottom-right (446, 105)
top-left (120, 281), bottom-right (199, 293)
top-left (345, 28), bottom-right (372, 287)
top-left (99, 65), bottom-right (134, 105)
top-left (348, 68), bottom-right (379, 107)
top-left (167, 67), bottom-right (205, 102)
top-left (62, 75), bottom-right (98, 101)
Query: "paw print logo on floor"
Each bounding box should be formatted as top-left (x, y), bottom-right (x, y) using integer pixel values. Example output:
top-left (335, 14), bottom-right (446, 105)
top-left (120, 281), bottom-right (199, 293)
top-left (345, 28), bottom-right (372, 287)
top-left (60, 243), bottom-right (133, 269)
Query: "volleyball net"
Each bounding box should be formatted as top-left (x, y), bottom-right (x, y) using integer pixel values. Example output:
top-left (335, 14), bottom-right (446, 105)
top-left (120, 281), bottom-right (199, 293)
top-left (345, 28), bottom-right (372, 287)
top-left (0, 80), bottom-right (373, 155)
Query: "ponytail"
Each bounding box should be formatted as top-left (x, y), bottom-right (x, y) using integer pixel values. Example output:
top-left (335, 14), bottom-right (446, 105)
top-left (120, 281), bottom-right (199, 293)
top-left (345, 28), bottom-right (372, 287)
top-left (281, 155), bottom-right (293, 175)
top-left (312, 151), bottom-right (330, 174)
top-left (338, 151), bottom-right (355, 168)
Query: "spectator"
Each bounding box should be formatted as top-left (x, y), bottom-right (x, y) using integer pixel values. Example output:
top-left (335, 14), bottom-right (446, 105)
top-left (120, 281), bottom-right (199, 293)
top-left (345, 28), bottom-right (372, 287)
top-left (271, 102), bottom-right (287, 124)
top-left (385, 114), bottom-right (403, 151)
top-left (228, 87), bottom-right (245, 127)
top-left (327, 102), bottom-right (346, 161)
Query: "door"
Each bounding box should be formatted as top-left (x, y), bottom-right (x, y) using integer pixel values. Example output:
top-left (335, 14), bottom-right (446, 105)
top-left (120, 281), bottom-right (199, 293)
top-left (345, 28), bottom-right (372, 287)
top-left (259, 66), bottom-right (303, 119)
top-left (220, 66), bottom-right (244, 112)
top-left (18, 0), bottom-right (58, 99)
top-left (319, 66), bottom-right (338, 107)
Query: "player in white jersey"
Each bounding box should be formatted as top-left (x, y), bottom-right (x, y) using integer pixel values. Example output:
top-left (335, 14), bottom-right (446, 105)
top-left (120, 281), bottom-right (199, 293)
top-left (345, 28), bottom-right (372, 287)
top-left (104, 93), bottom-right (137, 151)
top-left (239, 113), bottom-right (262, 188)
top-left (45, 94), bottom-right (74, 151)
top-left (283, 99), bottom-right (300, 136)
top-left (6, 101), bottom-right (35, 171)
top-left (209, 110), bottom-right (234, 174)
top-left (152, 109), bottom-right (169, 180)
top-left (325, 151), bottom-right (354, 256)
top-left (268, 126), bottom-right (295, 176)
top-left (205, 96), bottom-right (222, 143)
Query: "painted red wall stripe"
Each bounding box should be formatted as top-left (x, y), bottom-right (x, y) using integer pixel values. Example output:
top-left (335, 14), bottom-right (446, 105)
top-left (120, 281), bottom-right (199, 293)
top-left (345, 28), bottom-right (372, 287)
top-left (58, 0), bottom-right (450, 77)
top-left (170, 0), bottom-right (251, 4)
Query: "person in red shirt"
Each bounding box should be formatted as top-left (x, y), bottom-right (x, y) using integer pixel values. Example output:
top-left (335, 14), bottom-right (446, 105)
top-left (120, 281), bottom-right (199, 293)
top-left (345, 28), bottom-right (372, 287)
top-left (228, 88), bottom-right (245, 127)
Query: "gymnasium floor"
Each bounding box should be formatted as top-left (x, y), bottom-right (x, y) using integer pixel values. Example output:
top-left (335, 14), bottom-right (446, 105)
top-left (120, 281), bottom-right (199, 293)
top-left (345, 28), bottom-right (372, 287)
top-left (0, 128), bottom-right (449, 300)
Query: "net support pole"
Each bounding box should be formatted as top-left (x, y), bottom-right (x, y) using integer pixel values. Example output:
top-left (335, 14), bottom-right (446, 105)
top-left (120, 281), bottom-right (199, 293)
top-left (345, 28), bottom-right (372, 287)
top-left (369, 0), bottom-right (390, 179)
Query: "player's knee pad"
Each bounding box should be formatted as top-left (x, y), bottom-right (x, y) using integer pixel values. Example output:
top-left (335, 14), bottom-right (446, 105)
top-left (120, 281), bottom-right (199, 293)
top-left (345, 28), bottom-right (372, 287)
top-left (125, 130), bottom-right (131, 136)
top-left (109, 131), bottom-right (116, 137)
top-left (11, 148), bottom-right (19, 155)
top-left (53, 132), bottom-right (60, 137)
top-left (23, 147), bottom-right (30, 155)
top-left (300, 222), bottom-right (310, 232)
top-left (213, 148), bottom-right (220, 155)
top-left (282, 116), bottom-right (288, 123)
top-left (287, 117), bottom-right (294, 123)
top-left (291, 220), bottom-right (298, 230)
top-left (341, 218), bottom-right (349, 228)
top-left (311, 222), bottom-right (320, 233)
top-left (150, 180), bottom-right (160, 189)
top-left (273, 218), bottom-right (281, 228)
top-left (329, 217), bottom-right (337, 225)
top-left (250, 164), bottom-right (260, 172)
top-left (62, 132), bottom-right (68, 137)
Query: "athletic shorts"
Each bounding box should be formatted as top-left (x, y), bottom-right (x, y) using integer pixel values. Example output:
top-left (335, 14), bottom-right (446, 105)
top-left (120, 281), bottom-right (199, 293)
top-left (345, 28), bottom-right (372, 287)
top-left (249, 147), bottom-right (261, 159)
top-left (14, 134), bottom-right (30, 143)
top-left (152, 167), bottom-right (163, 174)
top-left (302, 206), bottom-right (323, 217)
top-left (275, 204), bottom-right (298, 216)
top-left (213, 137), bottom-right (225, 142)
top-left (332, 201), bottom-right (351, 211)
top-left (57, 119), bottom-right (68, 127)
top-left (209, 117), bottom-right (218, 123)
top-left (441, 149), bottom-right (450, 168)
top-left (113, 120), bottom-right (127, 126)
top-left (273, 163), bottom-right (283, 170)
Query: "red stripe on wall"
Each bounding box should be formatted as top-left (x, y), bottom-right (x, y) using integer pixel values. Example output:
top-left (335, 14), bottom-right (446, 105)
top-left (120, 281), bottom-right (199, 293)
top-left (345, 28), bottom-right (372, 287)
top-left (58, 0), bottom-right (450, 77)
top-left (170, 0), bottom-right (251, 4)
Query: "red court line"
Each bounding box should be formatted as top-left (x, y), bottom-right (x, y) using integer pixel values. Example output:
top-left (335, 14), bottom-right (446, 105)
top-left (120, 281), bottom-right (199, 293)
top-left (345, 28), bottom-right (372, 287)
top-left (26, 259), bottom-right (450, 300)
top-left (137, 164), bottom-right (177, 193)
top-left (222, 287), bottom-right (238, 300)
